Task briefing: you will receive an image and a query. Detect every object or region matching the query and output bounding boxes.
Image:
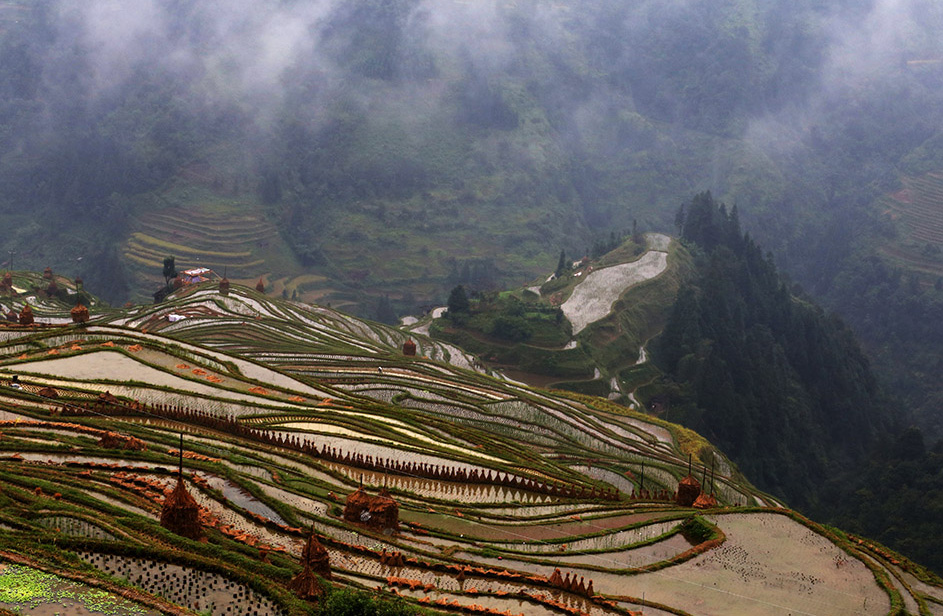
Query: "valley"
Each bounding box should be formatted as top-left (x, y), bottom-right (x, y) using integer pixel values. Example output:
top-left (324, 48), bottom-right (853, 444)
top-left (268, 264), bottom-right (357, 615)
top-left (0, 0), bottom-right (943, 612)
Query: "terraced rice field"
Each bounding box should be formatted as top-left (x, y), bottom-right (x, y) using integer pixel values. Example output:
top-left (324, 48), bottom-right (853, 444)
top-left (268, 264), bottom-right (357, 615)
top-left (121, 199), bottom-right (344, 305)
top-left (0, 283), bottom-right (938, 615)
top-left (880, 172), bottom-right (943, 277)
top-left (124, 205), bottom-right (277, 276)
top-left (561, 235), bottom-right (671, 335)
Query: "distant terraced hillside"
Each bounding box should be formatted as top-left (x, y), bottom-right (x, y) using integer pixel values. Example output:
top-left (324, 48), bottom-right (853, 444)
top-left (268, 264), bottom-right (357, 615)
top-left (122, 187), bottom-right (351, 307)
top-left (880, 172), bottom-right (943, 278)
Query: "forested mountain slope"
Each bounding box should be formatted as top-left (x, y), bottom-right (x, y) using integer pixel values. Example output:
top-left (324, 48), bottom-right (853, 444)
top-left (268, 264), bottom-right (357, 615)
top-left (0, 0), bottom-right (938, 307)
top-left (649, 192), bottom-right (943, 576)
top-left (654, 193), bottom-right (886, 508)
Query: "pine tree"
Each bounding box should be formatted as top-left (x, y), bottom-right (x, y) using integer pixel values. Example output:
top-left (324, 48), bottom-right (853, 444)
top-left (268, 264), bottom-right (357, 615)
top-left (555, 250), bottom-right (567, 276)
top-left (162, 256), bottom-right (177, 287)
top-left (447, 285), bottom-right (470, 316)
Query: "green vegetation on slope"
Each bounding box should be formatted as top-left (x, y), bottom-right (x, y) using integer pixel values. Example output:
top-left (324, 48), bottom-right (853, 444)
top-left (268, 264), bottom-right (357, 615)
top-left (429, 234), bottom-right (691, 393)
top-left (650, 192), bottom-right (943, 576)
top-left (652, 192), bottom-right (886, 511)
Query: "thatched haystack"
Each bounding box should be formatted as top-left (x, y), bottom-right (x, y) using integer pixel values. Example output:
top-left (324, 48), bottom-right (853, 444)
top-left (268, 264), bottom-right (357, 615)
top-left (37, 386), bottom-right (59, 399)
top-left (160, 477), bottom-right (204, 540)
top-left (99, 431), bottom-right (147, 451)
top-left (289, 531), bottom-right (331, 599)
top-left (676, 475), bottom-right (702, 507)
top-left (693, 492), bottom-right (718, 509)
top-left (18, 305), bottom-right (33, 325)
top-left (301, 532), bottom-right (332, 579)
top-left (343, 487), bottom-right (399, 532)
top-left (70, 303), bottom-right (90, 324)
top-left (289, 564), bottom-right (326, 600)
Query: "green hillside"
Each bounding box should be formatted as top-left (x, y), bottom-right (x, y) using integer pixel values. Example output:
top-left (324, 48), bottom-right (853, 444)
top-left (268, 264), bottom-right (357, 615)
top-left (426, 233), bottom-right (692, 400)
top-left (2, 0), bottom-right (943, 607)
top-left (879, 172), bottom-right (943, 278)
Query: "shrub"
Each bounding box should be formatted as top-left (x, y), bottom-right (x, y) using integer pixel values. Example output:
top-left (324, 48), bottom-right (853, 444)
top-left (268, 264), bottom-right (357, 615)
top-left (680, 516), bottom-right (716, 544)
top-left (318, 587), bottom-right (421, 616)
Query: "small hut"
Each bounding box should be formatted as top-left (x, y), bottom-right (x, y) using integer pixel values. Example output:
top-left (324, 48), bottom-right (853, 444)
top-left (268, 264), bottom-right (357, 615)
top-left (343, 487), bottom-right (399, 532)
top-left (159, 436), bottom-right (204, 540)
top-left (402, 339), bottom-right (416, 356)
top-left (18, 305), bottom-right (34, 326)
top-left (70, 303), bottom-right (90, 324)
top-left (218, 276), bottom-right (230, 296)
top-left (1, 272), bottom-right (13, 294)
top-left (255, 277), bottom-right (265, 293)
top-left (43, 267), bottom-right (53, 280)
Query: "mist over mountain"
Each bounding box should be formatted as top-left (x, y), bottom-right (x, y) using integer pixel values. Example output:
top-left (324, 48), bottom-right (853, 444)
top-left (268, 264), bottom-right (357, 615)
top-left (2, 0), bottom-right (943, 581)
top-left (0, 8), bottom-right (940, 390)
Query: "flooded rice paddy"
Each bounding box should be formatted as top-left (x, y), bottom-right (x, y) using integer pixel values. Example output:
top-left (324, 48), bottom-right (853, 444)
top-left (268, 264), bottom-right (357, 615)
top-left (75, 553), bottom-right (286, 616)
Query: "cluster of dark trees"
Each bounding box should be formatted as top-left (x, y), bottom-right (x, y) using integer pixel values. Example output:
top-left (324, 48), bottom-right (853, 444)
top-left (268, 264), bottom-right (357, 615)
top-left (657, 192), bottom-right (943, 572)
top-left (446, 285), bottom-right (532, 342)
top-left (823, 427), bottom-right (943, 573)
top-left (445, 259), bottom-right (501, 291)
top-left (445, 283), bottom-right (567, 345)
top-left (819, 251), bottom-right (943, 435)
top-left (656, 193), bottom-right (885, 507)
